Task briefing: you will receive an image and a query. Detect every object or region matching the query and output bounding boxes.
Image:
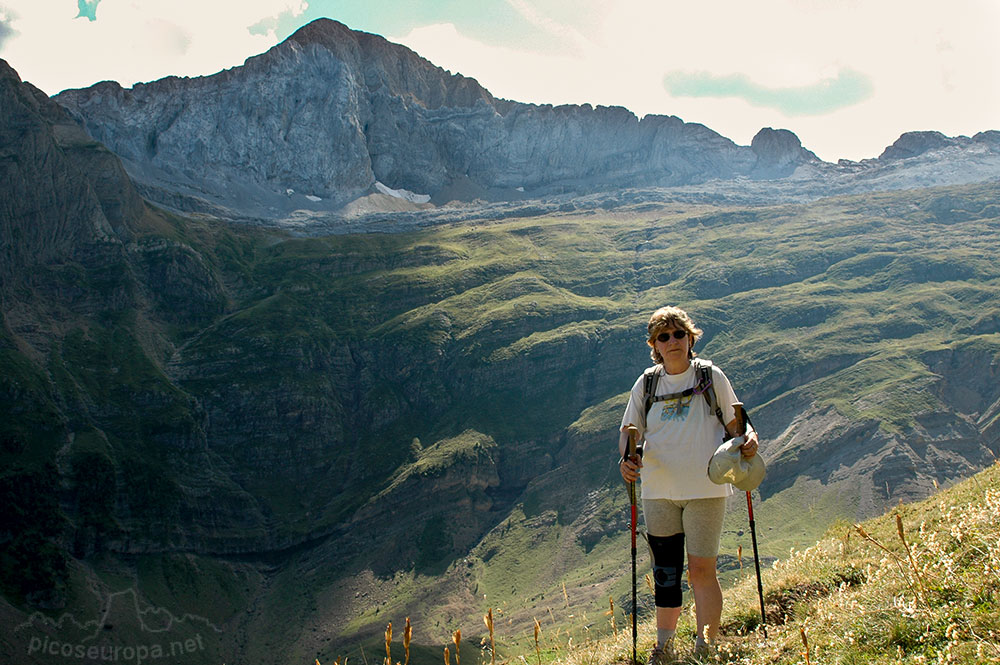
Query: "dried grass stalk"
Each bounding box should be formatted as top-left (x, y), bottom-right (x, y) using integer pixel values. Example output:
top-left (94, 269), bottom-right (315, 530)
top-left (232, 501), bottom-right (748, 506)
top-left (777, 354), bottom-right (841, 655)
top-left (855, 523), bottom-right (928, 609)
top-left (403, 617), bottom-right (412, 665)
top-left (607, 597), bottom-right (617, 636)
top-left (385, 623), bottom-right (392, 665)
top-left (484, 608), bottom-right (496, 665)
top-left (896, 513), bottom-right (930, 605)
top-left (533, 618), bottom-right (542, 665)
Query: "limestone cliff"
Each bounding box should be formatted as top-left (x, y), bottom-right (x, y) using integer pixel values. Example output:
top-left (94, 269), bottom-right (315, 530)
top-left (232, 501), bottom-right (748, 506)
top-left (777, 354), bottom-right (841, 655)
top-left (52, 19), bottom-right (760, 218)
top-left (750, 127), bottom-right (820, 178)
top-left (0, 59), bottom-right (140, 287)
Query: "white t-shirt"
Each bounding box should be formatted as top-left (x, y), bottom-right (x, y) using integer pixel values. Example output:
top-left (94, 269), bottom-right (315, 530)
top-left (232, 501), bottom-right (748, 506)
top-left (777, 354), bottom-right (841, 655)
top-left (620, 362), bottom-right (739, 500)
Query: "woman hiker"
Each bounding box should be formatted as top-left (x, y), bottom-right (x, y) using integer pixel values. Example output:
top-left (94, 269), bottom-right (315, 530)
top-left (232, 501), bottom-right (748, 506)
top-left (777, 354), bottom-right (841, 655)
top-left (618, 306), bottom-right (759, 663)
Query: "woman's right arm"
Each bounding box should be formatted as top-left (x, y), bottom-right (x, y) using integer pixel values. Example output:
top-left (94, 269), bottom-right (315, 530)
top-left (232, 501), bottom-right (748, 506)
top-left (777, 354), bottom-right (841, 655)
top-left (619, 376), bottom-right (645, 482)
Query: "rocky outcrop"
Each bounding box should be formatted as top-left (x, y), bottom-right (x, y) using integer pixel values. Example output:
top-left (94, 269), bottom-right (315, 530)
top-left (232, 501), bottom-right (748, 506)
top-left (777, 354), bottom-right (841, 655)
top-left (750, 127), bottom-right (820, 178)
top-left (345, 430), bottom-right (502, 572)
top-left (878, 130), bottom-right (1000, 162)
top-left (52, 19), bottom-right (760, 219)
top-left (879, 131), bottom-right (957, 161)
top-left (0, 59), bottom-right (142, 287)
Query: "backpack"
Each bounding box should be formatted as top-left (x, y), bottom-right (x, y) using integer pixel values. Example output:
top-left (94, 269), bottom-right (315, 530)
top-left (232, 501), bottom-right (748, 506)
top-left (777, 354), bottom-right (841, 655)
top-left (641, 358), bottom-right (752, 438)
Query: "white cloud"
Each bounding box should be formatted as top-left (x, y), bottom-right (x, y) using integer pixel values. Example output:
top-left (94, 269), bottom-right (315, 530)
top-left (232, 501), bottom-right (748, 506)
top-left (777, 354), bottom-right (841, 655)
top-left (397, 0), bottom-right (1000, 161)
top-left (392, 23), bottom-right (618, 108)
top-left (0, 6), bottom-right (16, 50)
top-left (0, 0), bottom-right (303, 93)
top-left (503, 0), bottom-right (591, 55)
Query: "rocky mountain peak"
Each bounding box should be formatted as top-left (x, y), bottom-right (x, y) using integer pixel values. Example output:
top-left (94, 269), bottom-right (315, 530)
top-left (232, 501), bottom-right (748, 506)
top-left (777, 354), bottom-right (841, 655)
top-left (878, 130), bottom-right (954, 161)
top-left (973, 130), bottom-right (1000, 147)
top-left (750, 127), bottom-right (818, 177)
top-left (1, 57), bottom-right (20, 84)
top-left (285, 16), bottom-right (357, 47)
top-left (278, 17), bottom-right (496, 111)
top-left (2, 57), bottom-right (70, 125)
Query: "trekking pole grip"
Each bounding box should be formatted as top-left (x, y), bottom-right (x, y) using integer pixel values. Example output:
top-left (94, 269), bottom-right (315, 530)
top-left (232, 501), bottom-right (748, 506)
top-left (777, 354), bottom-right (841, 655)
top-left (625, 425), bottom-right (639, 502)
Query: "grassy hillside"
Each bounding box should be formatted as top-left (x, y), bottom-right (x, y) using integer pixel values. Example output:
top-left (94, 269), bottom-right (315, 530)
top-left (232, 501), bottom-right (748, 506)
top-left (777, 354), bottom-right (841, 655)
top-left (252, 182), bottom-right (1000, 664)
top-left (527, 459), bottom-right (1000, 665)
top-left (3, 180), bottom-right (1000, 664)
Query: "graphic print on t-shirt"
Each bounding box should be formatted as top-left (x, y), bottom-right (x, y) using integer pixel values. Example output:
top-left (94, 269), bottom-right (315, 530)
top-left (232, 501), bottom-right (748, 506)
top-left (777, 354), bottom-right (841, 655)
top-left (659, 392), bottom-right (695, 421)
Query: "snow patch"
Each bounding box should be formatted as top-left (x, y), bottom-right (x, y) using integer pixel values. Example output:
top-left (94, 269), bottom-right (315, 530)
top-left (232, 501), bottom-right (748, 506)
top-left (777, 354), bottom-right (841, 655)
top-left (375, 181), bottom-right (431, 204)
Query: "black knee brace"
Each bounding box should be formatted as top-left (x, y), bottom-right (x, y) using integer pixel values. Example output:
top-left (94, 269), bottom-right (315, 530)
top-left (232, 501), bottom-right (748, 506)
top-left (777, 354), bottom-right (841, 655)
top-left (647, 533), bottom-right (685, 608)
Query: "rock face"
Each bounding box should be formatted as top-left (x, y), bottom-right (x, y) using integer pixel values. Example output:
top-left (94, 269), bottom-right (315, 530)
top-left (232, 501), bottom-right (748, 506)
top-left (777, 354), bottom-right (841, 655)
top-left (0, 59), bottom-right (142, 286)
top-left (750, 127), bottom-right (820, 178)
top-left (879, 131), bottom-right (957, 161)
top-left (877, 129), bottom-right (1000, 162)
top-left (52, 19), bottom-right (760, 218)
top-left (0, 55), bottom-right (248, 571)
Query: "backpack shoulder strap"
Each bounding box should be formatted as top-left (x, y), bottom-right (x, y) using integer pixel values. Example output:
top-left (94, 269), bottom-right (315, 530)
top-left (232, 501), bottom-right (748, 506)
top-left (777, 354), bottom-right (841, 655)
top-left (692, 358), bottom-right (726, 429)
top-left (642, 366), bottom-right (661, 422)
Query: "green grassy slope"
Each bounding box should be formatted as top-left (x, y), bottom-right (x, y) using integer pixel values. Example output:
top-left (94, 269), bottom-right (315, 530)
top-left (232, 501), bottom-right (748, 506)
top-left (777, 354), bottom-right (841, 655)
top-left (239, 182), bottom-right (999, 664)
top-left (543, 461), bottom-right (1000, 665)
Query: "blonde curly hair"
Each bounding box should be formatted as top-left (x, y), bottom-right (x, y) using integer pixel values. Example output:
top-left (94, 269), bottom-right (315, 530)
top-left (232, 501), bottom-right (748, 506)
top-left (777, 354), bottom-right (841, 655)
top-left (646, 306), bottom-right (703, 364)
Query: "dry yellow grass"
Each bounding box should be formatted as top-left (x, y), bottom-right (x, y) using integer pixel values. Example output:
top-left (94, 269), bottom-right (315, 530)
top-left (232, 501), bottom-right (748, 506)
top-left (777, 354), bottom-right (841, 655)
top-left (321, 463), bottom-right (1000, 665)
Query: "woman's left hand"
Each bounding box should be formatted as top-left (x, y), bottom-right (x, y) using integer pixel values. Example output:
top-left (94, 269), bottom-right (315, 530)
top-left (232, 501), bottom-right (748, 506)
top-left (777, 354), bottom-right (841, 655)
top-left (740, 431), bottom-right (759, 458)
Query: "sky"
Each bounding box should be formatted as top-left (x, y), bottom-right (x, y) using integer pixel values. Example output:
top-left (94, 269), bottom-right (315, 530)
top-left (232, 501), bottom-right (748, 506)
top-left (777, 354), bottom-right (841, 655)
top-left (1, 0), bottom-right (998, 162)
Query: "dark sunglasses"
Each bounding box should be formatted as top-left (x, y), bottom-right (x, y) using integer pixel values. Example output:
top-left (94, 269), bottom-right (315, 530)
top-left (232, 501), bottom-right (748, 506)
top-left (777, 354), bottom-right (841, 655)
top-left (655, 330), bottom-right (688, 342)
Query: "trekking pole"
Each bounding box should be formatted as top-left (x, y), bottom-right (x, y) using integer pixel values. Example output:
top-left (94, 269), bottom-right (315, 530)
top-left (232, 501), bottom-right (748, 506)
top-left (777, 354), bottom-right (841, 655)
top-left (733, 403), bottom-right (767, 639)
top-left (625, 424), bottom-right (640, 665)
top-left (747, 487), bottom-right (767, 638)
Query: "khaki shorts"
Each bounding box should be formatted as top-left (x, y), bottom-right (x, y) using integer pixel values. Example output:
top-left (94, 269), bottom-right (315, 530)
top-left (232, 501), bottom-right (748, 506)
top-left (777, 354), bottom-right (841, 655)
top-left (642, 497), bottom-right (727, 558)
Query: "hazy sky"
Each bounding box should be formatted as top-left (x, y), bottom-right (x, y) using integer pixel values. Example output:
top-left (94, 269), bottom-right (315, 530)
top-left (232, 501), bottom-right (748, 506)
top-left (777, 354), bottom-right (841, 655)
top-left (1, 0), bottom-right (997, 162)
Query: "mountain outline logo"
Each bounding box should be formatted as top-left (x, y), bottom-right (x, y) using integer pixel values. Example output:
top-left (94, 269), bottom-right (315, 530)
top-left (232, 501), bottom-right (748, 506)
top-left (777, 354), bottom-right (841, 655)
top-left (13, 585), bottom-right (223, 663)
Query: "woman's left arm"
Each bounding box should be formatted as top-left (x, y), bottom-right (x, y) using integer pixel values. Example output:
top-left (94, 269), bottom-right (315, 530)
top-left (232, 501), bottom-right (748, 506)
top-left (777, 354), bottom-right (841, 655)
top-left (724, 418), bottom-right (759, 458)
top-left (715, 366), bottom-right (758, 458)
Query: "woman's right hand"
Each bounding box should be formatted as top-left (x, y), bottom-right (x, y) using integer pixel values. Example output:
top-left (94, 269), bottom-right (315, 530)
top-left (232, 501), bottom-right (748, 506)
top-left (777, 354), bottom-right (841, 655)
top-left (620, 454), bottom-right (642, 483)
